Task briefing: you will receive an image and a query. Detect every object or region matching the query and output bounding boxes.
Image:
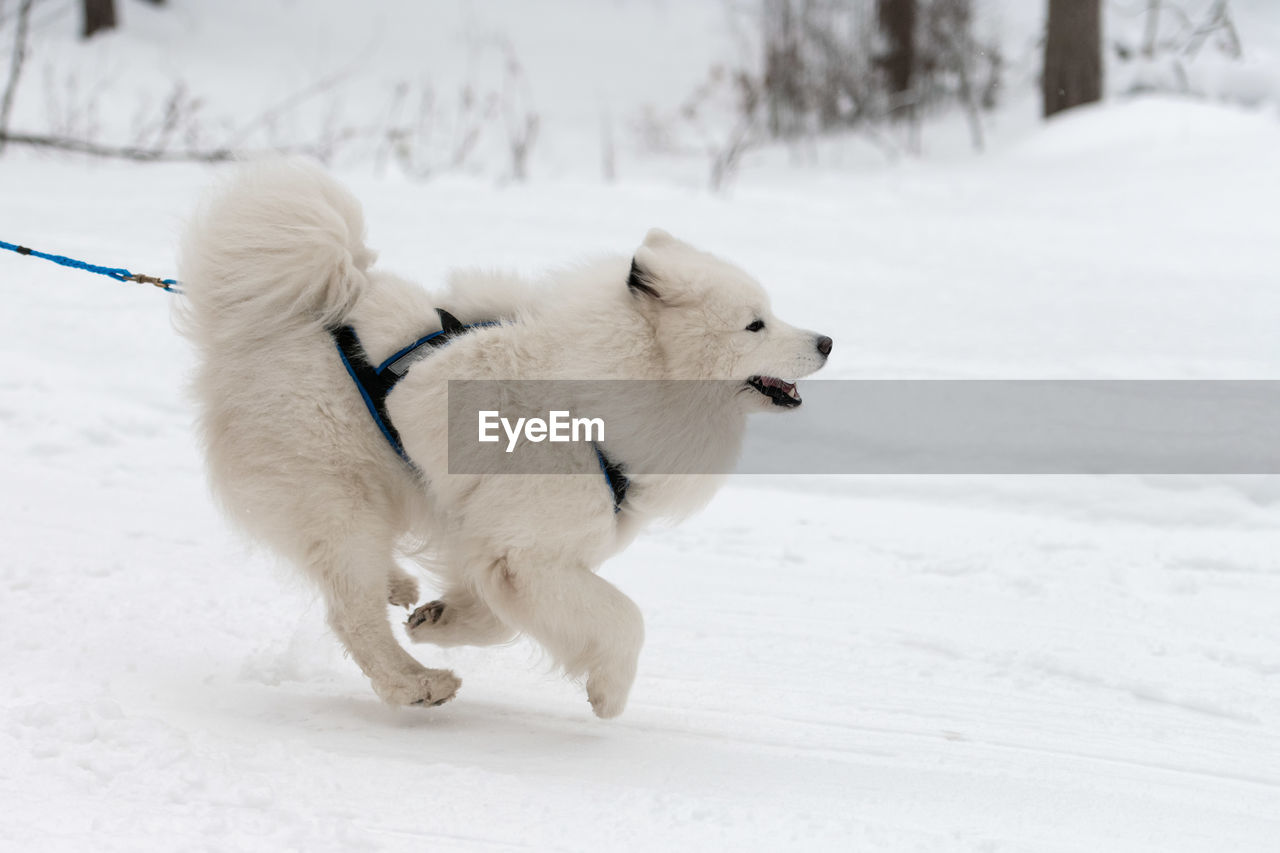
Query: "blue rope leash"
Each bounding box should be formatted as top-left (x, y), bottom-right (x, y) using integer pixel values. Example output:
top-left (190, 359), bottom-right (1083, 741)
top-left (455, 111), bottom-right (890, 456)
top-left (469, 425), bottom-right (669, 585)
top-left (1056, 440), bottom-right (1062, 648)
top-left (0, 239), bottom-right (182, 294)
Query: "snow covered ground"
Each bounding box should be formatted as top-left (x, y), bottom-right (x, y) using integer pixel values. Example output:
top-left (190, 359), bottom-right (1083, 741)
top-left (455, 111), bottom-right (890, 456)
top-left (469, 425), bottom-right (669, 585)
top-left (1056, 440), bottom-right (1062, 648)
top-left (3, 1), bottom-right (1280, 849)
top-left (3, 95), bottom-right (1280, 850)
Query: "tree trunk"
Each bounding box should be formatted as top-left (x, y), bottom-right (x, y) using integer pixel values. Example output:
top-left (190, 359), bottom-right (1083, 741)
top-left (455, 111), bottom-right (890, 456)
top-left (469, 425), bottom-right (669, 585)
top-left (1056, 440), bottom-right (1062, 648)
top-left (1042, 0), bottom-right (1102, 118)
top-left (82, 0), bottom-right (117, 39)
top-left (877, 0), bottom-right (917, 100)
top-left (762, 0), bottom-right (804, 138)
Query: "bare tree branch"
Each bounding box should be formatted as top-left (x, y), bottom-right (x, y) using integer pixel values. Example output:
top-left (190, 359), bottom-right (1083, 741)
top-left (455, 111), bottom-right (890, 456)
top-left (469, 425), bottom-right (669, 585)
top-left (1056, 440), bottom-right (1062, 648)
top-left (220, 63), bottom-right (358, 150)
top-left (0, 0), bottom-right (34, 155)
top-left (0, 129), bottom-right (234, 160)
top-left (1141, 0), bottom-right (1162, 59)
top-left (1184, 0), bottom-right (1242, 59)
top-left (0, 128), bottom-right (331, 162)
top-left (0, 23), bottom-right (536, 181)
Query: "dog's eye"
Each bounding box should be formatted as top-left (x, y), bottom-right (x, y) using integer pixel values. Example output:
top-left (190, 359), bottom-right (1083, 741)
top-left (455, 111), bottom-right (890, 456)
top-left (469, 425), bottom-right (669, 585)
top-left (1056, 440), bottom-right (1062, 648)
top-left (745, 319), bottom-right (765, 332)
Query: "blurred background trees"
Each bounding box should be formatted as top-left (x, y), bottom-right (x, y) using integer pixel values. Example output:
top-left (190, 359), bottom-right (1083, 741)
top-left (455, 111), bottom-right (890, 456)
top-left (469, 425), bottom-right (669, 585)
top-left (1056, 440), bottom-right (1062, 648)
top-left (758, 0), bottom-right (1001, 147)
top-left (0, 0), bottom-right (1268, 189)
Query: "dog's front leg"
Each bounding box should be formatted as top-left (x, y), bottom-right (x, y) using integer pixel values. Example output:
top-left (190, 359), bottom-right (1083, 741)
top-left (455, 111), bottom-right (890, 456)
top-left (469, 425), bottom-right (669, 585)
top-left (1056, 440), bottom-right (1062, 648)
top-left (475, 556), bottom-right (644, 719)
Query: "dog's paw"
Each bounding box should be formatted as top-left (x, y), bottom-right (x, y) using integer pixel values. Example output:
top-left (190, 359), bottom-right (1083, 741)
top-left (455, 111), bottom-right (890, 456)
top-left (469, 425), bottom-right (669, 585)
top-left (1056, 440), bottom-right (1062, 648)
top-left (388, 573), bottom-right (420, 609)
top-left (406, 600), bottom-right (446, 633)
top-left (371, 668), bottom-right (461, 708)
top-left (586, 670), bottom-right (633, 720)
top-left (405, 599), bottom-right (516, 648)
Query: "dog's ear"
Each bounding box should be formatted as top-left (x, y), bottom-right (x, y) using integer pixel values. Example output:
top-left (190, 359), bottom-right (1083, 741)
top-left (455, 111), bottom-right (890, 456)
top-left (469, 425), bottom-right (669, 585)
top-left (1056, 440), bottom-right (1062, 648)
top-left (627, 254), bottom-right (662, 301)
top-left (642, 228), bottom-right (677, 249)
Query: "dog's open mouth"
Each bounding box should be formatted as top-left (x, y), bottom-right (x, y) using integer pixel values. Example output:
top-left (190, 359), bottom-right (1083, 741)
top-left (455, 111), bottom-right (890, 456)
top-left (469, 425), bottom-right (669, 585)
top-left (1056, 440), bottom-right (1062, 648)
top-left (746, 375), bottom-right (802, 408)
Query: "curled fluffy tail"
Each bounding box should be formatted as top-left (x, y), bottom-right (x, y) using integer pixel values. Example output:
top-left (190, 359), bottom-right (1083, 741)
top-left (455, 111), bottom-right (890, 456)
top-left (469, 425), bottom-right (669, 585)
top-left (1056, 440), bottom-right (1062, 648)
top-left (178, 160), bottom-right (374, 343)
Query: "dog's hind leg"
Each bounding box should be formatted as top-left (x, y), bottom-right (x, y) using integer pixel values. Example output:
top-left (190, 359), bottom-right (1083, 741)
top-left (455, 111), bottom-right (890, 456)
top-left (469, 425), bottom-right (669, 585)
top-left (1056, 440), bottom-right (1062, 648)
top-left (475, 557), bottom-right (644, 719)
top-left (311, 535), bottom-right (460, 707)
top-left (405, 583), bottom-right (515, 648)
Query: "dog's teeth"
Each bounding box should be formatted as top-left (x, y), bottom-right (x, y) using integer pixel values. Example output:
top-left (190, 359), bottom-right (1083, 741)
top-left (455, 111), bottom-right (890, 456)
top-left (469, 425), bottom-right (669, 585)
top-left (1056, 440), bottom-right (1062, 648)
top-left (787, 386), bottom-right (799, 399)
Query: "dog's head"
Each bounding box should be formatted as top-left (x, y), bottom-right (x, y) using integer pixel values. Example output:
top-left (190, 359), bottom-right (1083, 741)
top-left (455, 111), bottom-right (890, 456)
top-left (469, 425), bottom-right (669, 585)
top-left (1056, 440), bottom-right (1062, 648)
top-left (626, 229), bottom-right (831, 410)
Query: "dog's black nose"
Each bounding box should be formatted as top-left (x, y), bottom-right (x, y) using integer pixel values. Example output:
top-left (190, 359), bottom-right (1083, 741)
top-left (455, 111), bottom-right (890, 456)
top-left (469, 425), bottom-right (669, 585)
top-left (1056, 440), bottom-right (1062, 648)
top-left (816, 335), bottom-right (833, 357)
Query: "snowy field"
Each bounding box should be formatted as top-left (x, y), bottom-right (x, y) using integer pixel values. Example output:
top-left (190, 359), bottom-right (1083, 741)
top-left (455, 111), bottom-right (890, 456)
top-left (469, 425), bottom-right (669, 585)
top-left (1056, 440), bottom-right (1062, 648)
top-left (3, 97), bottom-right (1280, 850)
top-left (3, 1), bottom-right (1280, 850)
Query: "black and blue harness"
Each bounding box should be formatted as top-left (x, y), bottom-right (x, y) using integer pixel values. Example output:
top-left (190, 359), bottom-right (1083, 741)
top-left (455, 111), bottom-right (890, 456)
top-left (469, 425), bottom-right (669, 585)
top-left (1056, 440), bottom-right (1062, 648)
top-left (330, 309), bottom-right (628, 513)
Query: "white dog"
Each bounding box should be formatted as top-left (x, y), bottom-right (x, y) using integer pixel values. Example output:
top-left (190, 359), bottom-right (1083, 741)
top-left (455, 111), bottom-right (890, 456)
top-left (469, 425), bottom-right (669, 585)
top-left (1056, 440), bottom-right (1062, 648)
top-left (178, 162), bottom-right (830, 717)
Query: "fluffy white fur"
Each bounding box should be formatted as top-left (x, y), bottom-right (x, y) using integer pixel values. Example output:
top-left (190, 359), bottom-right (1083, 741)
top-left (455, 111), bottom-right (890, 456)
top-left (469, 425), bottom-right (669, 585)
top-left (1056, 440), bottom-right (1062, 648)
top-left (178, 161), bottom-right (829, 717)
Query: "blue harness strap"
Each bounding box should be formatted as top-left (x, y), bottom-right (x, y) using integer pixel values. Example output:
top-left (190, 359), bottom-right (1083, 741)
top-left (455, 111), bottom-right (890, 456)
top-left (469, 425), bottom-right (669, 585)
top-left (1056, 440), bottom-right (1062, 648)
top-left (594, 444), bottom-right (629, 514)
top-left (330, 308), bottom-right (480, 462)
top-left (331, 309), bottom-right (629, 513)
top-left (331, 324), bottom-right (413, 462)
